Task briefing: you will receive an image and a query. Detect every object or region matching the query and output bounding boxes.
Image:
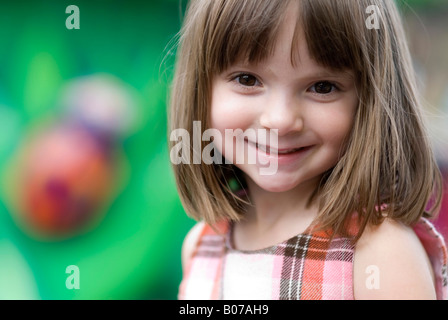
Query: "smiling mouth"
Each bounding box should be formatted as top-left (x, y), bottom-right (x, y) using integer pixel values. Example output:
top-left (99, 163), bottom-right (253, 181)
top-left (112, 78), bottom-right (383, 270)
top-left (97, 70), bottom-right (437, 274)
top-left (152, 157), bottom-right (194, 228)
top-left (258, 144), bottom-right (304, 154)
top-left (246, 139), bottom-right (310, 155)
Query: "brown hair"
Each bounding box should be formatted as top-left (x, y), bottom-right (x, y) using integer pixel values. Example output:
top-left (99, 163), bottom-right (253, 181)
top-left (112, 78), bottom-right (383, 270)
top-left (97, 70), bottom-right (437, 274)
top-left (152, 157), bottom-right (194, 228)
top-left (168, 0), bottom-right (443, 239)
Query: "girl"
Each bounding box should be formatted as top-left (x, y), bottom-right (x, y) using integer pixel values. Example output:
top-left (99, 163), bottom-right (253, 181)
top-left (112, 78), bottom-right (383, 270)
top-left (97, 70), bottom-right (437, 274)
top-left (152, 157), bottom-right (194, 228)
top-left (169, 0), bottom-right (447, 300)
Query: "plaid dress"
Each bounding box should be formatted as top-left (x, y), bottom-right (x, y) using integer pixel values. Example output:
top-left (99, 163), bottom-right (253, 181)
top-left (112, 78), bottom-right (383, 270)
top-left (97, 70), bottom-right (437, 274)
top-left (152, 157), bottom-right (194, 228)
top-left (179, 217), bottom-right (448, 300)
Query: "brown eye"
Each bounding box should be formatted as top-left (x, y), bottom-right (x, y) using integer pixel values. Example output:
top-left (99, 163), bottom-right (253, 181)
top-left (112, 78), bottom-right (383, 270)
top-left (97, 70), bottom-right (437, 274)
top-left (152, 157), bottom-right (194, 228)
top-left (312, 81), bottom-right (335, 94)
top-left (237, 74), bottom-right (258, 87)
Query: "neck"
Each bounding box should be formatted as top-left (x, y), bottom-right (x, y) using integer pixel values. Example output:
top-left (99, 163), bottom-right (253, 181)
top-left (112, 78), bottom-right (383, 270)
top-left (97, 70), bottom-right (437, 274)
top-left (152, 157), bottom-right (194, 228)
top-left (241, 175), bottom-right (321, 234)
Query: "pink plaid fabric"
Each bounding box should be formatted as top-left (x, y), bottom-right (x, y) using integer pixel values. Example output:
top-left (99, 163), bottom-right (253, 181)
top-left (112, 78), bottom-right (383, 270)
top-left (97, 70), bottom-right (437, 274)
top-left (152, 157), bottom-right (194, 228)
top-left (413, 218), bottom-right (448, 300)
top-left (179, 218), bottom-right (448, 300)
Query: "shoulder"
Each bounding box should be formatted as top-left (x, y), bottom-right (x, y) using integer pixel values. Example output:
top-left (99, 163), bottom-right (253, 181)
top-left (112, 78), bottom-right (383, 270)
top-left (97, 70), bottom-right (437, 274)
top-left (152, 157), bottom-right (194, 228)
top-left (181, 221), bottom-right (206, 274)
top-left (353, 218), bottom-right (436, 299)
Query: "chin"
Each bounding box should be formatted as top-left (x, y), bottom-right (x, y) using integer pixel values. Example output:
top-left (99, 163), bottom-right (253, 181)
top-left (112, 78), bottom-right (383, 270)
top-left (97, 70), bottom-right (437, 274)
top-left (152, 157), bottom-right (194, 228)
top-left (249, 174), bottom-right (301, 193)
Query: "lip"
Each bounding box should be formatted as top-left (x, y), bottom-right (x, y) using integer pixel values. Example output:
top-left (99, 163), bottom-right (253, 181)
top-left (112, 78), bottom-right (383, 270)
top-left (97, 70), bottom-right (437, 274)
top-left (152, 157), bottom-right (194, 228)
top-left (245, 139), bottom-right (314, 166)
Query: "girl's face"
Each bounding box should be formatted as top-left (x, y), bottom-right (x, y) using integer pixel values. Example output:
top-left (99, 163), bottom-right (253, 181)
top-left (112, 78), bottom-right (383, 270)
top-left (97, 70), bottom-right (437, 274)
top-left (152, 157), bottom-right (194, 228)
top-left (210, 9), bottom-right (358, 194)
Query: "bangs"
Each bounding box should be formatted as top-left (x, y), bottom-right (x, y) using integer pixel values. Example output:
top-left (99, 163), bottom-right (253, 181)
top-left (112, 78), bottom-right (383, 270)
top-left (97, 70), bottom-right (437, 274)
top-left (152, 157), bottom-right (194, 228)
top-left (299, 0), bottom-right (366, 72)
top-left (203, 0), bottom-right (366, 75)
top-left (204, 0), bottom-right (290, 73)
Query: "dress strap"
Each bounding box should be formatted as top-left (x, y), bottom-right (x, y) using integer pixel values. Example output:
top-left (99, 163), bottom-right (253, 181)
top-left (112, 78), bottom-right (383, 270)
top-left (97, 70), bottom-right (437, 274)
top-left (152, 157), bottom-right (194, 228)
top-left (178, 221), bottom-right (229, 300)
top-left (413, 218), bottom-right (448, 300)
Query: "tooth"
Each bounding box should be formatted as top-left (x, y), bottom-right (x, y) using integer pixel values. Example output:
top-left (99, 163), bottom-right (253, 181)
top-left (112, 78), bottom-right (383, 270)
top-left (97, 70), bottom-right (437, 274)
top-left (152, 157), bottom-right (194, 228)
top-left (257, 144), bottom-right (268, 153)
top-left (278, 148), bottom-right (300, 154)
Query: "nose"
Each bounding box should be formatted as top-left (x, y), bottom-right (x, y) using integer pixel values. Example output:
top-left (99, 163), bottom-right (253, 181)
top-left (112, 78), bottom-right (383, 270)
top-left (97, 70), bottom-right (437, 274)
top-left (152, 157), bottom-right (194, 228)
top-left (259, 91), bottom-right (304, 136)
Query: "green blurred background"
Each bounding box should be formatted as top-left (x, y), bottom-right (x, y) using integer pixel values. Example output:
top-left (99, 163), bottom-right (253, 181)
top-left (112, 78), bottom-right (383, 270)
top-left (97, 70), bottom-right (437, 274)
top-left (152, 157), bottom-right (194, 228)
top-left (0, 0), bottom-right (446, 300)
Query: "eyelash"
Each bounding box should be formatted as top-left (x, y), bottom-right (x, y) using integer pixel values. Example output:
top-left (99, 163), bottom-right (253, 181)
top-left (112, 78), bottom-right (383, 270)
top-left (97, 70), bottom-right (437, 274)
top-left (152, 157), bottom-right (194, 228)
top-left (308, 82), bottom-right (340, 96)
top-left (229, 73), bottom-right (340, 96)
top-left (230, 73), bottom-right (262, 91)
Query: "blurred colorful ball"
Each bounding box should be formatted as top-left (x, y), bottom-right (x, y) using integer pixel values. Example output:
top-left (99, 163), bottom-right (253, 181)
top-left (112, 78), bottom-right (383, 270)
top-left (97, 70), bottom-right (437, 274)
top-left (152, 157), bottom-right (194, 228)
top-left (16, 126), bottom-right (115, 239)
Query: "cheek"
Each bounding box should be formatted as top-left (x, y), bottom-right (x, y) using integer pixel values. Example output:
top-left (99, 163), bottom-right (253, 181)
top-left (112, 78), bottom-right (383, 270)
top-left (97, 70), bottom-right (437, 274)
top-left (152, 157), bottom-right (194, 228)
top-left (210, 85), bottom-right (257, 164)
top-left (210, 101), bottom-right (232, 132)
top-left (319, 108), bottom-right (355, 153)
top-left (310, 102), bottom-right (356, 150)
top-left (210, 82), bottom-right (261, 131)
